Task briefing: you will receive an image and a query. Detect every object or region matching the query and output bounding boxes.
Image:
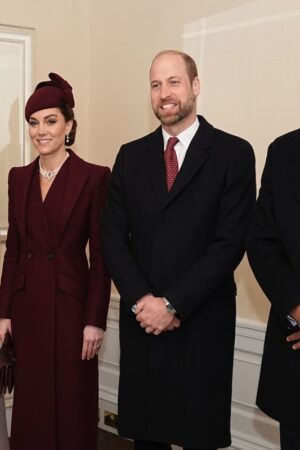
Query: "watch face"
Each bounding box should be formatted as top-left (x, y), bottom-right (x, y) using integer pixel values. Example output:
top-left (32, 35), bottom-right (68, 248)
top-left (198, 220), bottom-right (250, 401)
top-left (162, 297), bottom-right (176, 314)
top-left (286, 315), bottom-right (299, 330)
top-left (166, 304), bottom-right (176, 314)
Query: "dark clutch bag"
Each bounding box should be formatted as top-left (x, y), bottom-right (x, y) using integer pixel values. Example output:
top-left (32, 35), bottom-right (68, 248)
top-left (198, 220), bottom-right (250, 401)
top-left (0, 333), bottom-right (15, 395)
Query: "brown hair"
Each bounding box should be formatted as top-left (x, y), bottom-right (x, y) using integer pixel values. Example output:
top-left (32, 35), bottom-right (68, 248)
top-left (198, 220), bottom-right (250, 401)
top-left (59, 104), bottom-right (77, 145)
top-left (151, 50), bottom-right (198, 84)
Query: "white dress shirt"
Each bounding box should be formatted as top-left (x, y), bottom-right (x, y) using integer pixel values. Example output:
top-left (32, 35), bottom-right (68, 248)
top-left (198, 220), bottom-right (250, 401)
top-left (162, 117), bottom-right (200, 169)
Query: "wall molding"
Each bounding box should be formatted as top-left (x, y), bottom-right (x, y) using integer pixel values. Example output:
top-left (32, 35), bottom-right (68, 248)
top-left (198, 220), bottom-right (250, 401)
top-left (231, 319), bottom-right (279, 450)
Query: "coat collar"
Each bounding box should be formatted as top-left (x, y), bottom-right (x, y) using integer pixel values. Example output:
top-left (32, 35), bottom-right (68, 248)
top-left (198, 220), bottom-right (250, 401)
top-left (14, 149), bottom-right (88, 246)
top-left (143, 115), bottom-right (214, 208)
top-left (57, 149), bottom-right (88, 243)
top-left (284, 131), bottom-right (300, 202)
top-left (14, 159), bottom-right (36, 241)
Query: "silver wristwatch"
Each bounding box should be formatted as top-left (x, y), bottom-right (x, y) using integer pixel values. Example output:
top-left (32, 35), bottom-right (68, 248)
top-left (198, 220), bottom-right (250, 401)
top-left (162, 297), bottom-right (177, 315)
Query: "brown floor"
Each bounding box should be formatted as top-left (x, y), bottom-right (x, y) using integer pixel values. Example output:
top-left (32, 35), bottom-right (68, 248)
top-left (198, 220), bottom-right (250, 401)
top-left (98, 429), bottom-right (133, 450)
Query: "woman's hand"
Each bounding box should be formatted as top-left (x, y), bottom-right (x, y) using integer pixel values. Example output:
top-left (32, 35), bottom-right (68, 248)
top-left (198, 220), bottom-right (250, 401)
top-left (0, 319), bottom-right (12, 346)
top-left (81, 325), bottom-right (104, 360)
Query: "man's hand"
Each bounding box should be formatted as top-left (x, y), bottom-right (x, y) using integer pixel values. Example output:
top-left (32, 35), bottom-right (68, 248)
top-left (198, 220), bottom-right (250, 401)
top-left (82, 325), bottom-right (104, 360)
top-left (166, 317), bottom-right (181, 331)
top-left (135, 294), bottom-right (180, 335)
top-left (286, 305), bottom-right (300, 349)
top-left (287, 330), bottom-right (300, 350)
top-left (0, 319), bottom-right (11, 346)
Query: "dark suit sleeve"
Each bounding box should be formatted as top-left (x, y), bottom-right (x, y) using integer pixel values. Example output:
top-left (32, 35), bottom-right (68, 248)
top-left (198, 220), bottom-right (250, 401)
top-left (247, 144), bottom-right (300, 318)
top-left (102, 147), bottom-right (153, 310)
top-left (84, 167), bottom-right (112, 329)
top-left (0, 169), bottom-right (20, 318)
top-left (163, 141), bottom-right (256, 320)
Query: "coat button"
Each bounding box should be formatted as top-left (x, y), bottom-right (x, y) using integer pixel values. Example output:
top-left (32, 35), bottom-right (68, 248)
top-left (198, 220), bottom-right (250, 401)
top-left (27, 252), bottom-right (32, 259)
top-left (47, 253), bottom-right (54, 260)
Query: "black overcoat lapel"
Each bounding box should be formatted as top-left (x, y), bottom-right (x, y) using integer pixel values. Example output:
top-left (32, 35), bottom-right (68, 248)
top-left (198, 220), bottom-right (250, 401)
top-left (284, 131), bottom-right (300, 202)
top-left (143, 116), bottom-right (214, 208)
top-left (143, 128), bottom-right (169, 203)
top-left (165, 117), bottom-right (214, 207)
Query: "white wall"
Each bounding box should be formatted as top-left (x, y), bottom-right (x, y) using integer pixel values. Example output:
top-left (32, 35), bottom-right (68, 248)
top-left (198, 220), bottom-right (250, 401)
top-left (0, 0), bottom-right (90, 160)
top-left (183, 0), bottom-right (300, 321)
top-left (88, 0), bottom-right (253, 165)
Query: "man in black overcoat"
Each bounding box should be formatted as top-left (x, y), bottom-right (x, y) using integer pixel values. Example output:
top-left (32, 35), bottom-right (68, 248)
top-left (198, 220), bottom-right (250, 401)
top-left (102, 50), bottom-right (256, 450)
top-left (247, 130), bottom-right (300, 450)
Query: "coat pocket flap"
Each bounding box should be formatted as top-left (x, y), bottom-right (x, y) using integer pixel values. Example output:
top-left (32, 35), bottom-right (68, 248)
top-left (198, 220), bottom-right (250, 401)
top-left (58, 273), bottom-right (86, 301)
top-left (12, 273), bottom-right (25, 294)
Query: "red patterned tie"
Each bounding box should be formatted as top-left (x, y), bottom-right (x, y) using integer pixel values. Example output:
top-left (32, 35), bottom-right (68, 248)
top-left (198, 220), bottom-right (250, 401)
top-left (164, 136), bottom-right (179, 191)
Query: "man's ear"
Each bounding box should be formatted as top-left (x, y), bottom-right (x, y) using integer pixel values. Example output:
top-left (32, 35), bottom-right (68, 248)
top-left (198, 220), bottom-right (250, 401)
top-left (192, 77), bottom-right (200, 96)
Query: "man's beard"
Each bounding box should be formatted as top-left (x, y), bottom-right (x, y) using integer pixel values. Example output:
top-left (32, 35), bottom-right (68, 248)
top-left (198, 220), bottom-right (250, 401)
top-left (153, 95), bottom-right (196, 126)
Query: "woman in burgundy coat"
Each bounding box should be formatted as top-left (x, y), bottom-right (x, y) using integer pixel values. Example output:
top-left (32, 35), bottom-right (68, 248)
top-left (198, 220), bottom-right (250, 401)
top-left (0, 73), bottom-right (111, 450)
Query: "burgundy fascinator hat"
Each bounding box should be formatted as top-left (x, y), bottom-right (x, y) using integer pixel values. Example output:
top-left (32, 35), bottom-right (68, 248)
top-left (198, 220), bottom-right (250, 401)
top-left (25, 72), bottom-right (75, 122)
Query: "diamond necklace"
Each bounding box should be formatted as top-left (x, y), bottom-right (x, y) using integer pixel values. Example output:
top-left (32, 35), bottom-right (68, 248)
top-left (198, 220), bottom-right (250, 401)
top-left (39, 152), bottom-right (70, 181)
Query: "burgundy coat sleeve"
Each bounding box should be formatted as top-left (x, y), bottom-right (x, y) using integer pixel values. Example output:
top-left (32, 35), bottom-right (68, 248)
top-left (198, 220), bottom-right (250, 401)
top-left (84, 167), bottom-right (111, 329)
top-left (0, 169), bottom-right (20, 318)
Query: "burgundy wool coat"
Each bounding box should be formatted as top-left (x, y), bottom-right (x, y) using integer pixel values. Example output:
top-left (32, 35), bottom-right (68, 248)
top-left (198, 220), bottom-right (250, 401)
top-left (0, 150), bottom-right (111, 450)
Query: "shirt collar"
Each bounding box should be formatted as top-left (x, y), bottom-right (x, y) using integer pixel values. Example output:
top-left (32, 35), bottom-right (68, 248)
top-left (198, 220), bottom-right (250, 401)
top-left (162, 117), bottom-right (200, 150)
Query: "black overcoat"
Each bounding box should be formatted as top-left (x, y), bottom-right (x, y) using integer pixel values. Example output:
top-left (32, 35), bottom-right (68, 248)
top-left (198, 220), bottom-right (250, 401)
top-left (247, 129), bottom-right (300, 431)
top-left (102, 116), bottom-right (255, 448)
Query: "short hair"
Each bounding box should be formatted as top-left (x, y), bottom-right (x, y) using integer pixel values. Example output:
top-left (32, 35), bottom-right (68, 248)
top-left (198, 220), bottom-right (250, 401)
top-left (151, 50), bottom-right (198, 84)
